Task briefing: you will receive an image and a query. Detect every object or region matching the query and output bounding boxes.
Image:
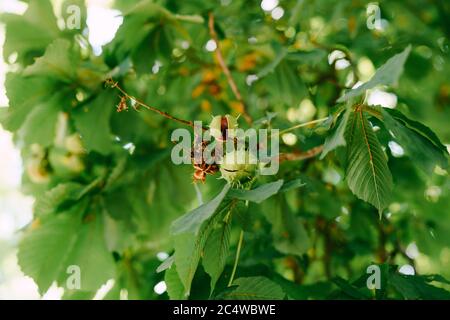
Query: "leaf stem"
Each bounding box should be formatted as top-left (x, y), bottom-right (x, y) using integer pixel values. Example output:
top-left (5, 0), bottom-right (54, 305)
top-left (278, 117), bottom-right (329, 136)
top-left (174, 14), bottom-right (204, 24)
top-left (228, 229), bottom-right (244, 286)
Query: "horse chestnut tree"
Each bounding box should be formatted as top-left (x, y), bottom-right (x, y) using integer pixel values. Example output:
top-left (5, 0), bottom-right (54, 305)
top-left (0, 0), bottom-right (449, 300)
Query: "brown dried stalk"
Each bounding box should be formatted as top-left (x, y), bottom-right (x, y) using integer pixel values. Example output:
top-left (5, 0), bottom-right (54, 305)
top-left (279, 145), bottom-right (324, 162)
top-left (208, 12), bottom-right (252, 125)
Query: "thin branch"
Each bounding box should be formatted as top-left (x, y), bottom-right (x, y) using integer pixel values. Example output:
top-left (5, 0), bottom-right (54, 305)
top-left (106, 79), bottom-right (200, 129)
top-left (208, 12), bottom-right (252, 125)
top-left (279, 145), bottom-right (324, 162)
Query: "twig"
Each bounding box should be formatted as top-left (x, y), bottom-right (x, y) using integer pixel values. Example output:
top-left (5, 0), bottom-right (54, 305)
top-left (106, 78), bottom-right (199, 129)
top-left (279, 145), bottom-right (324, 162)
top-left (208, 13), bottom-right (252, 125)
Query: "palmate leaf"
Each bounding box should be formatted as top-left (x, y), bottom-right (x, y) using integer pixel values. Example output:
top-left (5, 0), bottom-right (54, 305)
top-left (171, 184), bottom-right (230, 235)
top-left (390, 273), bottom-right (450, 300)
top-left (34, 178), bottom-right (102, 217)
top-left (202, 220), bottom-right (231, 293)
top-left (172, 232), bottom-right (201, 298)
top-left (18, 93), bottom-right (63, 147)
top-left (228, 180), bottom-right (284, 203)
top-left (382, 108), bottom-right (448, 173)
top-left (262, 196), bottom-right (310, 257)
top-left (156, 255), bottom-right (174, 273)
top-left (34, 182), bottom-right (84, 217)
top-left (337, 45), bottom-right (411, 103)
top-left (164, 265), bottom-right (185, 300)
top-left (18, 202), bottom-right (115, 294)
top-left (224, 277), bottom-right (285, 300)
top-left (173, 208), bottom-right (227, 297)
top-left (320, 108), bottom-right (351, 159)
top-left (171, 185), bottom-right (231, 296)
top-left (384, 109), bottom-right (448, 155)
top-left (73, 91), bottom-right (116, 155)
top-left (331, 277), bottom-right (372, 299)
top-left (57, 210), bottom-right (115, 292)
top-left (24, 39), bottom-right (77, 81)
top-left (345, 108), bottom-right (393, 213)
top-left (3, 73), bottom-right (55, 131)
top-left (278, 178), bottom-right (306, 192)
top-left (18, 207), bottom-right (82, 294)
top-left (1, 0), bottom-right (59, 64)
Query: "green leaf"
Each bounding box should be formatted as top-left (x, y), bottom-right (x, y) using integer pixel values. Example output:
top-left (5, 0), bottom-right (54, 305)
top-left (382, 108), bottom-right (448, 173)
top-left (263, 196), bottom-right (310, 257)
top-left (1, 0), bottom-right (59, 64)
top-left (73, 92), bottom-right (115, 155)
top-left (423, 274), bottom-right (450, 285)
top-left (165, 265), bottom-right (186, 300)
top-left (18, 207), bottom-right (82, 294)
top-left (384, 109), bottom-right (448, 155)
top-left (337, 46), bottom-right (411, 103)
top-left (279, 178), bottom-right (306, 193)
top-left (19, 94), bottom-right (61, 147)
top-left (173, 201), bottom-right (231, 296)
top-left (228, 180), bottom-right (284, 204)
top-left (34, 180), bottom-right (101, 217)
top-left (274, 217), bottom-right (309, 257)
top-left (105, 2), bottom-right (170, 63)
top-left (332, 277), bottom-right (372, 299)
top-left (171, 184), bottom-right (230, 235)
top-left (62, 290), bottom-right (96, 300)
top-left (3, 73), bottom-right (55, 131)
top-left (345, 109), bottom-right (393, 213)
top-left (24, 39), bottom-right (77, 81)
top-left (320, 108), bottom-right (351, 159)
top-left (268, 60), bottom-right (307, 107)
top-left (224, 277), bottom-right (285, 300)
top-left (390, 273), bottom-right (450, 300)
top-left (58, 211), bottom-right (116, 292)
top-left (287, 49), bottom-right (327, 66)
top-left (34, 182), bottom-right (85, 217)
top-left (276, 277), bottom-right (333, 300)
top-left (173, 232), bottom-right (202, 297)
top-left (256, 45), bottom-right (288, 78)
top-left (156, 255), bottom-right (174, 273)
top-left (0, 107), bottom-right (7, 125)
top-left (202, 220), bottom-right (231, 292)
top-left (18, 202), bottom-right (115, 295)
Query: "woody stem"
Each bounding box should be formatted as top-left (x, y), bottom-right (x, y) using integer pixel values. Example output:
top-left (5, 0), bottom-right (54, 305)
top-left (106, 78), bottom-right (198, 129)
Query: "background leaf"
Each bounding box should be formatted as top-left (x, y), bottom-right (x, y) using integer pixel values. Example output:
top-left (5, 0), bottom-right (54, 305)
top-left (337, 46), bottom-right (411, 103)
top-left (224, 276), bottom-right (285, 300)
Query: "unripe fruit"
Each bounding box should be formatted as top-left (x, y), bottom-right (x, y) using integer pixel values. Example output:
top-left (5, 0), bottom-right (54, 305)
top-left (220, 148), bottom-right (257, 184)
top-left (209, 114), bottom-right (238, 141)
top-left (64, 134), bottom-right (85, 154)
top-left (26, 161), bottom-right (50, 184)
top-left (49, 148), bottom-right (84, 177)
